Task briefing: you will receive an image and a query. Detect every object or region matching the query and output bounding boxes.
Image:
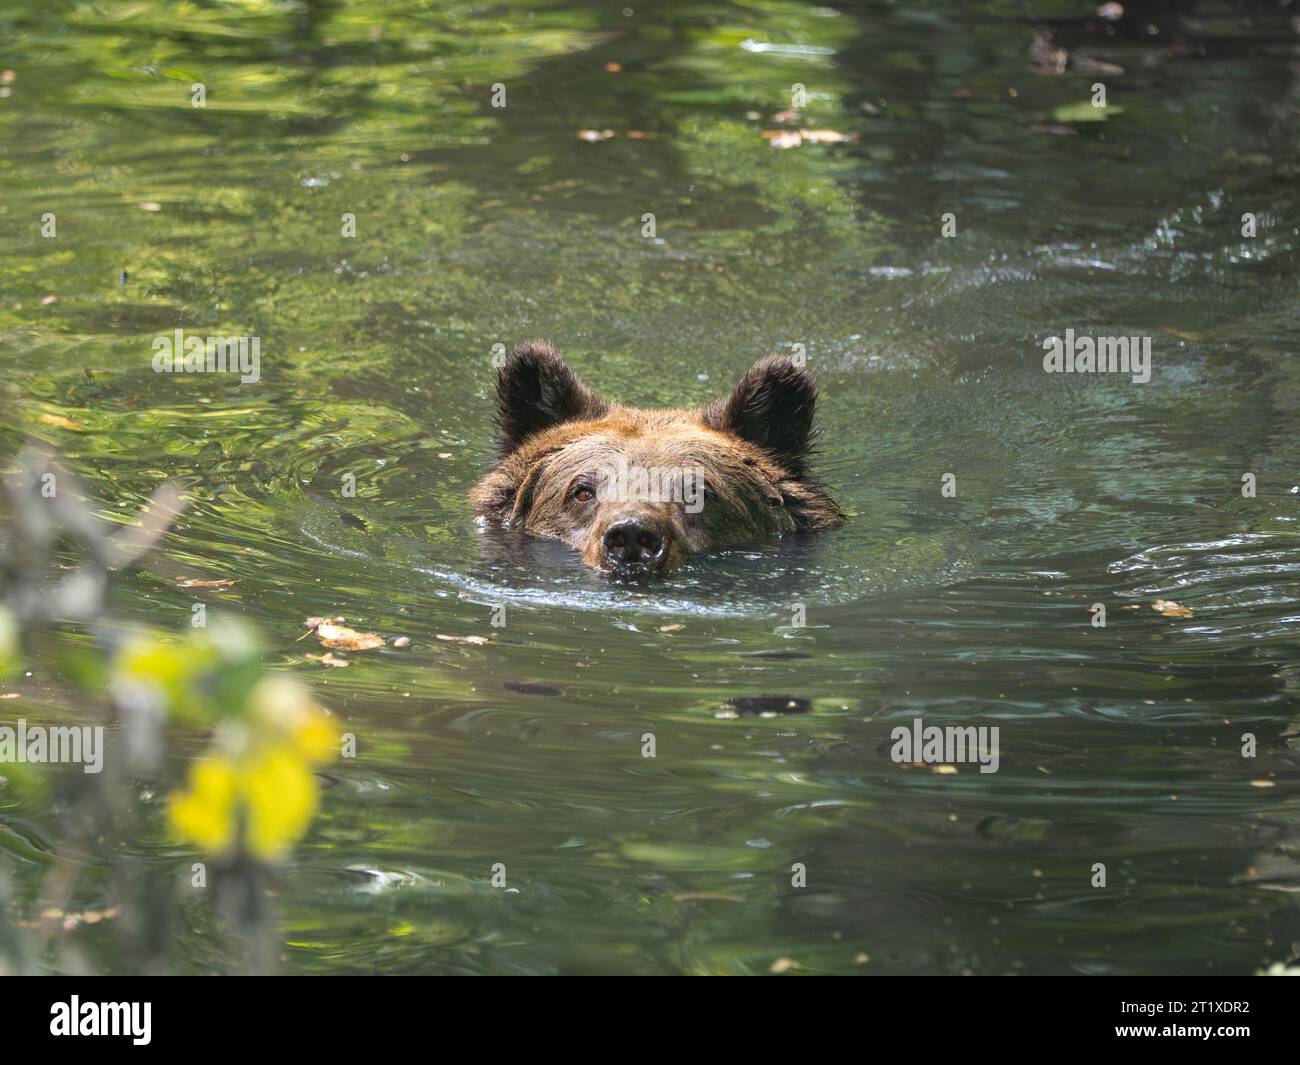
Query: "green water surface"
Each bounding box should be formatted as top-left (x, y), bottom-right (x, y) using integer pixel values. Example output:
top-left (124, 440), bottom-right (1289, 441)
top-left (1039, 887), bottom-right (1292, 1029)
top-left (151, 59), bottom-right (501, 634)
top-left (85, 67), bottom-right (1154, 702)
top-left (1, 0), bottom-right (1299, 974)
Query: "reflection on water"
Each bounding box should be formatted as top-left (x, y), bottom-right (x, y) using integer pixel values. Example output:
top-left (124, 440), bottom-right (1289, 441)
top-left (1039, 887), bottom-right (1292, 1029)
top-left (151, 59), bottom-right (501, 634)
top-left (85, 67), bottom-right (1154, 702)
top-left (1, 0), bottom-right (1299, 974)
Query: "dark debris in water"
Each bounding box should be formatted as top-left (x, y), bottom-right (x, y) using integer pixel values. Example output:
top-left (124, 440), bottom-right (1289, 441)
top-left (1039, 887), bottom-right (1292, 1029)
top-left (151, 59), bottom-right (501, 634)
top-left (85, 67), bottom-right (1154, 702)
top-left (503, 681), bottom-right (566, 697)
top-left (723, 695), bottom-right (812, 716)
top-left (741, 650), bottom-right (813, 660)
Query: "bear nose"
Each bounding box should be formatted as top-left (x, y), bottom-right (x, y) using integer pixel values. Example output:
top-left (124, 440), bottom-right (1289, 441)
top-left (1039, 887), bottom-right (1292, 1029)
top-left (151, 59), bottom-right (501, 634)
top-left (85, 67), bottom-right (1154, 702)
top-left (602, 520), bottom-right (665, 569)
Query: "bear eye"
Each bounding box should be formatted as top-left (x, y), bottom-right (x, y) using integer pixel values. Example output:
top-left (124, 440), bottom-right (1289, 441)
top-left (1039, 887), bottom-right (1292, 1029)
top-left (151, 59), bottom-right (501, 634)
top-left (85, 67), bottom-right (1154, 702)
top-left (570, 485), bottom-right (595, 504)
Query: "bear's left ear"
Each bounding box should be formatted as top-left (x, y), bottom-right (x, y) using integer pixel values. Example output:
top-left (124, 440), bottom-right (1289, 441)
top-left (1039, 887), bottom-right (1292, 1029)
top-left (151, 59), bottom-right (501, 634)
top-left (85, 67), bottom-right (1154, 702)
top-left (494, 340), bottom-right (608, 457)
top-left (703, 355), bottom-right (819, 476)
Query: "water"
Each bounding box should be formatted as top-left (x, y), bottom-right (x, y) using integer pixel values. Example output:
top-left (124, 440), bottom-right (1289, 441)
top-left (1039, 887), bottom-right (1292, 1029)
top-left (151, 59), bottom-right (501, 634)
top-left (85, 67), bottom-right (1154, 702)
top-left (1, 0), bottom-right (1299, 974)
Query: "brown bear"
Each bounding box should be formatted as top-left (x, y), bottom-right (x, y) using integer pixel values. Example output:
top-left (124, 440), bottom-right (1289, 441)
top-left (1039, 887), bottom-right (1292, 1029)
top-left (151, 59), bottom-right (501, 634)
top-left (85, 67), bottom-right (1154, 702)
top-left (469, 340), bottom-right (844, 578)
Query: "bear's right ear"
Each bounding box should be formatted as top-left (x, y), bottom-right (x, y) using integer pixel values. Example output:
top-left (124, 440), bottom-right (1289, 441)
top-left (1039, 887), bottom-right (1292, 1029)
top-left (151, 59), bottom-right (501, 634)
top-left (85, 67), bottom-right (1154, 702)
top-left (493, 340), bottom-right (608, 457)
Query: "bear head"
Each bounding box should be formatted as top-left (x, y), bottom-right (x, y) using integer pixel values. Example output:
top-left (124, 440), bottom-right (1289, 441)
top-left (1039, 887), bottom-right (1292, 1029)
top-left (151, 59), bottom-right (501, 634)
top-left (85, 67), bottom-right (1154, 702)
top-left (469, 340), bottom-right (844, 579)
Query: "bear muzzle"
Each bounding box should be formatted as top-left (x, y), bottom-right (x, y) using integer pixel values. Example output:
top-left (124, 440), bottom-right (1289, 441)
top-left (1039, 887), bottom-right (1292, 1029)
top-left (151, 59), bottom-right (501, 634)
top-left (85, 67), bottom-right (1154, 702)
top-left (583, 509), bottom-right (678, 579)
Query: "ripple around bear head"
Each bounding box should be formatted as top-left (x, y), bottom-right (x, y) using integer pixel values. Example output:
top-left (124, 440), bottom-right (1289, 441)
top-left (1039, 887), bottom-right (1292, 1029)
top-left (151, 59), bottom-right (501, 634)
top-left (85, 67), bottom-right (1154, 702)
top-left (294, 490), bottom-right (974, 621)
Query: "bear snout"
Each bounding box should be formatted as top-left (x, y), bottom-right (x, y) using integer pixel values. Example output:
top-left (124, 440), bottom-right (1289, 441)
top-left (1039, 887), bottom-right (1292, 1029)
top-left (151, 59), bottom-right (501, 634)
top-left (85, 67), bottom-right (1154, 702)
top-left (584, 510), bottom-right (677, 578)
top-left (602, 519), bottom-right (665, 569)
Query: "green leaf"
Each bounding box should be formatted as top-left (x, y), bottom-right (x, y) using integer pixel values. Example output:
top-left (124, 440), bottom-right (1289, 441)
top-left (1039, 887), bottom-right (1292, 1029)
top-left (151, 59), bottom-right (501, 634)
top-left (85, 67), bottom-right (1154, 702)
top-left (1052, 101), bottom-right (1126, 124)
top-left (0, 608), bottom-right (16, 681)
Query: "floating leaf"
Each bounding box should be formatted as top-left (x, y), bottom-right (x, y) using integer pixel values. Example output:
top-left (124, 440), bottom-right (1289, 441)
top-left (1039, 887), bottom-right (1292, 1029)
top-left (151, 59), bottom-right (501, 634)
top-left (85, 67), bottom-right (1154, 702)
top-left (762, 128), bottom-right (855, 148)
top-left (764, 130), bottom-right (805, 149)
top-left (315, 622), bottom-right (384, 651)
top-left (15, 904), bottom-right (121, 931)
top-left (1152, 599), bottom-right (1193, 618)
top-left (37, 412), bottom-right (82, 430)
top-left (1051, 101), bottom-right (1125, 124)
top-left (801, 129), bottom-right (852, 144)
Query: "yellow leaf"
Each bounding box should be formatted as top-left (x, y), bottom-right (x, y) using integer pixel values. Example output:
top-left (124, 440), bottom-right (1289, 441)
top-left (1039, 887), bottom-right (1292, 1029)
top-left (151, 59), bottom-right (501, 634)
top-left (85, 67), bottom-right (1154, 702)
top-left (242, 746), bottom-right (319, 861)
top-left (168, 758), bottom-right (238, 855)
top-left (38, 413), bottom-right (83, 430)
top-left (292, 711), bottom-right (340, 762)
